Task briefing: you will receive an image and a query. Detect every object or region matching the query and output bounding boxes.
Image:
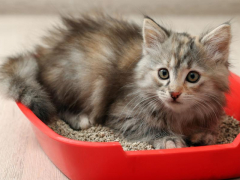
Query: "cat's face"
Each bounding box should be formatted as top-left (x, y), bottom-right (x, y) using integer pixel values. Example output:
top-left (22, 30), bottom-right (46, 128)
top-left (136, 17), bottom-right (231, 113)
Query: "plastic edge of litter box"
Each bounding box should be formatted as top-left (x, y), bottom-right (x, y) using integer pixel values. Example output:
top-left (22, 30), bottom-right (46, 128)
top-left (16, 71), bottom-right (240, 180)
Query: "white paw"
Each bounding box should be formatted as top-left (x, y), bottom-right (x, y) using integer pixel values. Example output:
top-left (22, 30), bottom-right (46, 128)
top-left (165, 139), bottom-right (185, 149)
top-left (153, 136), bottom-right (186, 149)
top-left (61, 112), bottom-right (92, 130)
top-left (78, 114), bottom-right (91, 130)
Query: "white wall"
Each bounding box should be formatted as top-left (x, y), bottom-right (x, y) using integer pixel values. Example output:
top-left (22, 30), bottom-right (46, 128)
top-left (0, 0), bottom-right (239, 15)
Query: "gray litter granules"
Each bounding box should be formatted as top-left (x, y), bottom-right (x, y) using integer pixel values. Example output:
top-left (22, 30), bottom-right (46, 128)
top-left (217, 115), bottom-right (240, 144)
top-left (48, 115), bottom-right (240, 151)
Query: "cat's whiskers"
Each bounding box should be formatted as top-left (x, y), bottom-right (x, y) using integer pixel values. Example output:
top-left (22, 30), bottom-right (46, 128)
top-left (134, 98), bottom-right (157, 124)
top-left (131, 96), bottom-right (153, 111)
top-left (116, 93), bottom-right (144, 121)
top-left (116, 93), bottom-right (158, 126)
top-left (192, 96), bottom-right (219, 122)
top-left (201, 94), bottom-right (223, 108)
top-left (157, 91), bottom-right (169, 101)
top-left (131, 95), bottom-right (159, 118)
top-left (138, 96), bottom-right (159, 117)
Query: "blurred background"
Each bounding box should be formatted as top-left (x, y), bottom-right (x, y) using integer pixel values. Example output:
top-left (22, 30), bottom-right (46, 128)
top-left (0, 1), bottom-right (240, 179)
top-left (1, 0), bottom-right (240, 15)
top-left (0, 0), bottom-right (240, 75)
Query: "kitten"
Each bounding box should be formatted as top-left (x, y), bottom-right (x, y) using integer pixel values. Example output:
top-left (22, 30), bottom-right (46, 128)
top-left (0, 14), bottom-right (231, 149)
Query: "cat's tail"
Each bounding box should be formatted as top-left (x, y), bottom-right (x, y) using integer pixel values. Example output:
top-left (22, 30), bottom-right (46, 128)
top-left (0, 54), bottom-right (55, 123)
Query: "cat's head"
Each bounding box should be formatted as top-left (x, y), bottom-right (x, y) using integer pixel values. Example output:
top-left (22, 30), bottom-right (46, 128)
top-left (136, 16), bottom-right (231, 113)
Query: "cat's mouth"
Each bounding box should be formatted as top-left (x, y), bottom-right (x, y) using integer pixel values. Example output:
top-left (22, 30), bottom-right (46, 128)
top-left (165, 99), bottom-right (182, 108)
top-left (164, 100), bottom-right (183, 112)
top-left (167, 98), bottom-right (182, 104)
top-left (170, 100), bottom-right (181, 104)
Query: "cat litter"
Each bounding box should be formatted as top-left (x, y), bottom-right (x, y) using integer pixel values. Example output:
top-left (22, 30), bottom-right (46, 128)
top-left (48, 115), bottom-right (240, 151)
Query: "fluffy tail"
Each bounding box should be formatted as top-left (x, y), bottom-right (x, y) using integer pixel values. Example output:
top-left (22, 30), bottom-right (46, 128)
top-left (0, 54), bottom-right (55, 123)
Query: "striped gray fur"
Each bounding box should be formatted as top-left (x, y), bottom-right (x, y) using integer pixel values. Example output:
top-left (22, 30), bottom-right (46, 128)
top-left (0, 14), bottom-right (231, 149)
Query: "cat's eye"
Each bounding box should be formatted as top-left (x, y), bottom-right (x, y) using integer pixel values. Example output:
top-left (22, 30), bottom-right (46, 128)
top-left (186, 71), bottom-right (200, 83)
top-left (158, 68), bottom-right (169, 80)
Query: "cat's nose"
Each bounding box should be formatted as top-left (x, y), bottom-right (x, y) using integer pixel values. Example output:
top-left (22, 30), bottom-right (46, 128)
top-left (170, 92), bottom-right (181, 100)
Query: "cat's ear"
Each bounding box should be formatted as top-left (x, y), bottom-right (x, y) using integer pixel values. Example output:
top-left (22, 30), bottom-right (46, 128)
top-left (142, 16), bottom-right (170, 51)
top-left (200, 23), bottom-right (231, 62)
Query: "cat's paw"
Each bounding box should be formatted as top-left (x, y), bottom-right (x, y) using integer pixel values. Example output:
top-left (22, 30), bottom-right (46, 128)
top-left (62, 113), bottom-right (91, 130)
top-left (152, 136), bottom-right (187, 149)
top-left (78, 114), bottom-right (91, 130)
top-left (190, 132), bottom-right (217, 146)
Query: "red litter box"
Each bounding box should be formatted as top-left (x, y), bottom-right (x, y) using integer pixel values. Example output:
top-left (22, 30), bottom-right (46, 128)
top-left (17, 72), bottom-right (240, 180)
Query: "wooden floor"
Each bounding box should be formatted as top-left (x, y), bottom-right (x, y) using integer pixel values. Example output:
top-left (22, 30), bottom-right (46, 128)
top-left (0, 15), bottom-right (240, 180)
top-left (0, 100), bottom-right (68, 180)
